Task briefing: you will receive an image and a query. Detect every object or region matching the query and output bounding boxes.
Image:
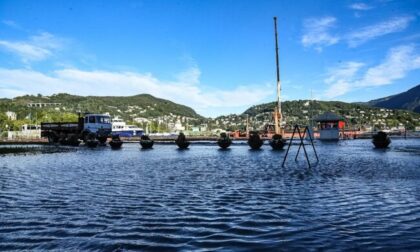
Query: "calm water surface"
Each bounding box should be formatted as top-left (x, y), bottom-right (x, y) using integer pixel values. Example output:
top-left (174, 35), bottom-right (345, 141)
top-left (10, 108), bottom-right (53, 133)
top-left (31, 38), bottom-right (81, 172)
top-left (1, 139), bottom-right (420, 251)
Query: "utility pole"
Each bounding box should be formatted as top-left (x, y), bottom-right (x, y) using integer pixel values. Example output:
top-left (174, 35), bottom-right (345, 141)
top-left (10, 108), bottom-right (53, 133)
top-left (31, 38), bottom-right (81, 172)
top-left (246, 114), bottom-right (249, 137)
top-left (310, 89), bottom-right (313, 127)
top-left (273, 17), bottom-right (283, 135)
top-left (309, 89), bottom-right (314, 139)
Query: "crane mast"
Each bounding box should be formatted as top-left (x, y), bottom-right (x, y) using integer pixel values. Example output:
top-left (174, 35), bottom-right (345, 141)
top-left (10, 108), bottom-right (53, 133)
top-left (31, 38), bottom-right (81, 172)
top-left (273, 17), bottom-right (283, 135)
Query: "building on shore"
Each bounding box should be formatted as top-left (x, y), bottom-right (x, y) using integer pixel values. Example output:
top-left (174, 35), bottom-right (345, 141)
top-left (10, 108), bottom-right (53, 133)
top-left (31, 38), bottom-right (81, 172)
top-left (172, 120), bottom-right (185, 132)
top-left (27, 102), bottom-right (61, 108)
top-left (314, 112), bottom-right (345, 140)
top-left (5, 111), bottom-right (17, 121)
top-left (7, 124), bottom-right (41, 140)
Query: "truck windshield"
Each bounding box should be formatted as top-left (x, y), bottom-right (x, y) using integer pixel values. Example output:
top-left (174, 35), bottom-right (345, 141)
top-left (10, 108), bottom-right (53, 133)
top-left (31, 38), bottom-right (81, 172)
top-left (96, 116), bottom-right (110, 124)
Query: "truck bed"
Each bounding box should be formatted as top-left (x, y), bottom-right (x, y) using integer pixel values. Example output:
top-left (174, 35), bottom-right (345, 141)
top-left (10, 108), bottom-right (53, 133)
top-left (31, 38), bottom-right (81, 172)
top-left (41, 122), bottom-right (82, 137)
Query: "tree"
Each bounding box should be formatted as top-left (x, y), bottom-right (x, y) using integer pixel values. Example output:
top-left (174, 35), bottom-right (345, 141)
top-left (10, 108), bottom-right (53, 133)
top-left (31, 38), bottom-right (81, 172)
top-left (0, 112), bottom-right (8, 132)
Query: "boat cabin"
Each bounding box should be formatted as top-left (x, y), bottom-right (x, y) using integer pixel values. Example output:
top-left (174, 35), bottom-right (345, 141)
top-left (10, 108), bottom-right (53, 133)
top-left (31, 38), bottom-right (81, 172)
top-left (314, 112), bottom-right (345, 140)
top-left (111, 116), bottom-right (144, 137)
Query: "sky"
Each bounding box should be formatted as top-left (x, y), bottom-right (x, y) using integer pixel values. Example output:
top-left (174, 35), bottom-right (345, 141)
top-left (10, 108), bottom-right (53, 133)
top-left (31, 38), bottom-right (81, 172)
top-left (0, 0), bottom-right (419, 117)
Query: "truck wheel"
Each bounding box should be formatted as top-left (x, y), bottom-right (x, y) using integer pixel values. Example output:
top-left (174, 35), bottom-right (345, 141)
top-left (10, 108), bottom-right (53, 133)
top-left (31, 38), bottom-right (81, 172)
top-left (48, 135), bottom-right (54, 144)
top-left (48, 135), bottom-right (58, 144)
top-left (82, 131), bottom-right (89, 143)
top-left (98, 135), bottom-right (108, 144)
top-left (59, 133), bottom-right (68, 145)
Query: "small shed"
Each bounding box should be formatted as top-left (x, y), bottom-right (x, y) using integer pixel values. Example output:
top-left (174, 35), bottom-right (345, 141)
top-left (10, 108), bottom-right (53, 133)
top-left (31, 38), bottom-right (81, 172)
top-left (314, 112), bottom-right (345, 140)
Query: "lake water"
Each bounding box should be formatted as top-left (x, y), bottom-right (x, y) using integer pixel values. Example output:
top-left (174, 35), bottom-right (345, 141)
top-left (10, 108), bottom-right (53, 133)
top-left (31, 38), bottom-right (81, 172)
top-left (1, 139), bottom-right (419, 250)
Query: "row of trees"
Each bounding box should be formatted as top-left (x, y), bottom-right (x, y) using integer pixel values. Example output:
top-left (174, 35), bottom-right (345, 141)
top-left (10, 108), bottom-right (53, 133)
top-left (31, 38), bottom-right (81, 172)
top-left (0, 109), bottom-right (79, 134)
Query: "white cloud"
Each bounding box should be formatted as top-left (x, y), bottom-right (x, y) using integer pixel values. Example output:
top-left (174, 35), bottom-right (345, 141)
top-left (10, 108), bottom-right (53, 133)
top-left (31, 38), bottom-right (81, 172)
top-left (324, 62), bottom-right (365, 98)
top-left (2, 20), bottom-right (21, 29)
top-left (358, 45), bottom-right (420, 86)
top-left (175, 66), bottom-right (201, 85)
top-left (346, 16), bottom-right (414, 47)
top-left (301, 16), bottom-right (339, 52)
top-left (324, 45), bottom-right (420, 98)
top-left (0, 32), bottom-right (64, 63)
top-left (349, 3), bottom-right (373, 11)
top-left (0, 67), bottom-right (272, 117)
top-left (301, 16), bottom-right (415, 50)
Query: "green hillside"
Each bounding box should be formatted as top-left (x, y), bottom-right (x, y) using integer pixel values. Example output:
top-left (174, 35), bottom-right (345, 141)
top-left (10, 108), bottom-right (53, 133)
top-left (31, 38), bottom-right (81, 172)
top-left (212, 100), bottom-right (420, 131)
top-left (1, 93), bottom-right (419, 134)
top-left (365, 84), bottom-right (420, 113)
top-left (0, 93), bottom-right (202, 132)
top-left (7, 93), bottom-right (200, 118)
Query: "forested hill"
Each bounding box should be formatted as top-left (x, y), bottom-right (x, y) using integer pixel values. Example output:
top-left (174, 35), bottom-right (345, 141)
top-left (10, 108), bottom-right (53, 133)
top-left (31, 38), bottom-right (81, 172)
top-left (365, 84), bottom-right (420, 113)
top-left (243, 100), bottom-right (378, 118)
top-left (236, 100), bottom-right (419, 130)
top-left (1, 93), bottom-right (201, 119)
top-left (1, 93), bottom-right (420, 132)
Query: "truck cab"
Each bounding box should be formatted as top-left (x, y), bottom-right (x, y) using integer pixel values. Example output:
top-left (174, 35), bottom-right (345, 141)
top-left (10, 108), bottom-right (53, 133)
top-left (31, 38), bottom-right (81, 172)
top-left (83, 114), bottom-right (112, 135)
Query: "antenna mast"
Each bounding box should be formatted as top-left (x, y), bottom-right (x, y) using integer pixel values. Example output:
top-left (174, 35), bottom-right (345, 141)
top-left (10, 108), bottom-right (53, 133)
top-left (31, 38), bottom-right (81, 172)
top-left (273, 17), bottom-right (283, 134)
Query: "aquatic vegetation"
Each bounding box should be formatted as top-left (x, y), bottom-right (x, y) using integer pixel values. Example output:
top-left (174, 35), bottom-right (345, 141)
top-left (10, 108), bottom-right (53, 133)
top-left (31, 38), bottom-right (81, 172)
top-left (248, 131), bottom-right (263, 150)
top-left (0, 146), bottom-right (75, 155)
top-left (217, 132), bottom-right (232, 149)
top-left (175, 132), bottom-right (190, 149)
top-left (109, 135), bottom-right (123, 149)
top-left (140, 135), bottom-right (154, 149)
top-left (269, 134), bottom-right (286, 150)
top-left (372, 131), bottom-right (391, 148)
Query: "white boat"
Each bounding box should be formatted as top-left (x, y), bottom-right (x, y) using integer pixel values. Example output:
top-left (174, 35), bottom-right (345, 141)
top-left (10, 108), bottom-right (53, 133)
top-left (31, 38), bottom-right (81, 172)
top-left (112, 117), bottom-right (144, 137)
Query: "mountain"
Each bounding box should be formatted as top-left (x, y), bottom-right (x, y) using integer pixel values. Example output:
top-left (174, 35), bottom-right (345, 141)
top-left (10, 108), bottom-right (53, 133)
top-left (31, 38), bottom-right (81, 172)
top-left (0, 93), bottom-right (203, 132)
top-left (365, 84), bottom-right (420, 113)
top-left (213, 99), bottom-right (420, 131)
top-left (1, 92), bottom-right (420, 133)
top-left (7, 93), bottom-right (201, 118)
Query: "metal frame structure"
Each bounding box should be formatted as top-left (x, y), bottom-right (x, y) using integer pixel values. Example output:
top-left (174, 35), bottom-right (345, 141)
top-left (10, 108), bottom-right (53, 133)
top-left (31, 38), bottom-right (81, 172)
top-left (282, 125), bottom-right (319, 168)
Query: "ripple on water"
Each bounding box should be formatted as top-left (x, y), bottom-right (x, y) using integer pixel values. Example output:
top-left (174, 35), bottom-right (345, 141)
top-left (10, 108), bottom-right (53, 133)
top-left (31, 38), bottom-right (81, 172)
top-left (0, 139), bottom-right (419, 250)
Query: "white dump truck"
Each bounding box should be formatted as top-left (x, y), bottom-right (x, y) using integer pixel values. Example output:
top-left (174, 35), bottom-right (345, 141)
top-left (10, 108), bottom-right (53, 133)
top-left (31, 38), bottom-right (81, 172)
top-left (41, 113), bottom-right (112, 144)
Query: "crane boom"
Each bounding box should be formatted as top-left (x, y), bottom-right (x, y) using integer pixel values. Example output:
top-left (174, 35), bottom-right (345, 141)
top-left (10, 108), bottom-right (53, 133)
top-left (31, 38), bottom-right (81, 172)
top-left (273, 17), bottom-right (282, 134)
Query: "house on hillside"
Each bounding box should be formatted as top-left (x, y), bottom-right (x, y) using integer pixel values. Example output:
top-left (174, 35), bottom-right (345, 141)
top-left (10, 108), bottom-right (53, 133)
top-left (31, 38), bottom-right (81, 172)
top-left (5, 111), bottom-right (16, 121)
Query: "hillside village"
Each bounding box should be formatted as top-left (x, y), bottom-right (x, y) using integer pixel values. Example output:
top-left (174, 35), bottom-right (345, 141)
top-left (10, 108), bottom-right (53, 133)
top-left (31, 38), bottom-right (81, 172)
top-left (1, 93), bottom-right (420, 138)
top-left (236, 100), bottom-right (420, 132)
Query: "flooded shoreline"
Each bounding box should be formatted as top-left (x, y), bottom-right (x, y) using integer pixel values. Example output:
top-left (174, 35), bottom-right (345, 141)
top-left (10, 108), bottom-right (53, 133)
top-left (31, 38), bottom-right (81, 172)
top-left (1, 134), bottom-right (420, 146)
top-left (1, 139), bottom-right (419, 250)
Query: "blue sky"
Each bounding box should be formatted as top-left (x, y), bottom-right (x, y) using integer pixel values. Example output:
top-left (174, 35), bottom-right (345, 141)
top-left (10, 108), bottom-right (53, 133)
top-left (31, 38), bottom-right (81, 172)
top-left (0, 0), bottom-right (419, 117)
